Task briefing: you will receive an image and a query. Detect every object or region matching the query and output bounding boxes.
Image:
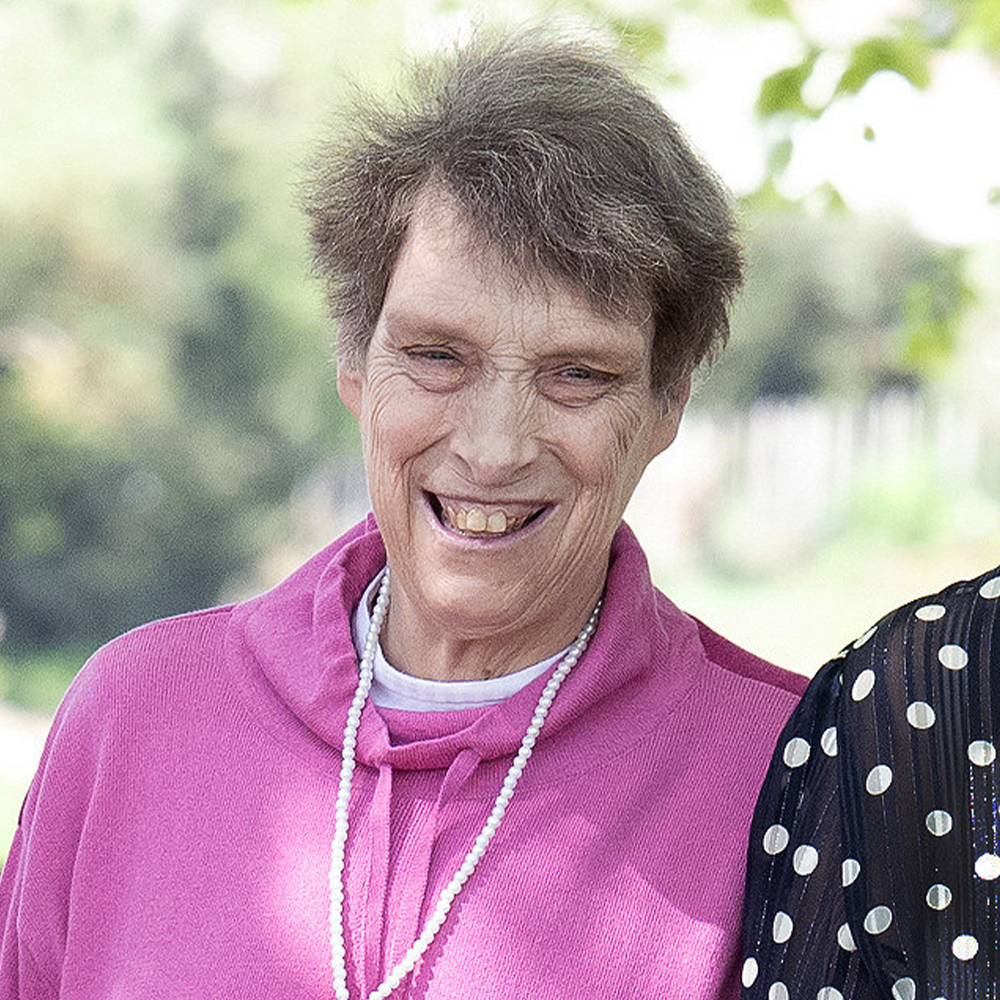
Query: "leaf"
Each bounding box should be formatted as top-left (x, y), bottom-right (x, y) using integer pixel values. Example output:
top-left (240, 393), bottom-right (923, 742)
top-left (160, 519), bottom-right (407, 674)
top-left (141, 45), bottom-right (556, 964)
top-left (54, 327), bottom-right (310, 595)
top-left (836, 36), bottom-right (932, 95)
top-left (863, 124), bottom-right (876, 141)
top-left (899, 318), bottom-right (955, 371)
top-left (766, 136), bottom-right (794, 175)
top-left (747, 0), bottom-right (794, 19)
top-left (817, 181), bottom-right (847, 214)
top-left (610, 17), bottom-right (668, 60)
top-left (962, 0), bottom-right (1000, 55)
top-left (739, 178), bottom-right (797, 214)
top-left (756, 50), bottom-right (821, 118)
top-left (899, 268), bottom-right (975, 373)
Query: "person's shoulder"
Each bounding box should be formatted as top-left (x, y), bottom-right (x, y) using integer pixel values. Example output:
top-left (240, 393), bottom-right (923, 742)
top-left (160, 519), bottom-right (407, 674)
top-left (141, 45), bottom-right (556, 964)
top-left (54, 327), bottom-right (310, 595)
top-left (834, 562), bottom-right (1000, 679)
top-left (693, 617), bottom-right (809, 700)
top-left (59, 604), bottom-right (236, 715)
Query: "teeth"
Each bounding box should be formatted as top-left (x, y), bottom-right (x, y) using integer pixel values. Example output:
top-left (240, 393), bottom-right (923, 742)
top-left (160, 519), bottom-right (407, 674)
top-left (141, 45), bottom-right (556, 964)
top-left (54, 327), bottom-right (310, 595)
top-left (486, 512), bottom-right (507, 533)
top-left (439, 502), bottom-right (532, 536)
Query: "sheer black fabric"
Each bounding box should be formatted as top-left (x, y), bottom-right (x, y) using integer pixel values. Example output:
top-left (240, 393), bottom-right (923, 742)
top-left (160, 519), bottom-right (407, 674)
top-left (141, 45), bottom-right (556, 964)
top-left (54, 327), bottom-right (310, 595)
top-left (742, 567), bottom-right (1000, 1000)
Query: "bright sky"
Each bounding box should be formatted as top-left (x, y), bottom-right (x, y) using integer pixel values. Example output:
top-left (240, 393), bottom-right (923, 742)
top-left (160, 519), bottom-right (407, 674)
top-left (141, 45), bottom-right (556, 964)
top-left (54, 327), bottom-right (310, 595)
top-left (662, 7), bottom-right (1000, 246)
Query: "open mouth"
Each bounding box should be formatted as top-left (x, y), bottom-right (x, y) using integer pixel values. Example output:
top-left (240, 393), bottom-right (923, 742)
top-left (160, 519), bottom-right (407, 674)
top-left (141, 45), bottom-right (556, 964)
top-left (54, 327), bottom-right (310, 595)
top-left (425, 492), bottom-right (548, 538)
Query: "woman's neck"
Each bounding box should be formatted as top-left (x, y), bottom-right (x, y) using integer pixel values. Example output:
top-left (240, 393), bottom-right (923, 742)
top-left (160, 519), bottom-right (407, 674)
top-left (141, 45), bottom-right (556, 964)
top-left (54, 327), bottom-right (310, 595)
top-left (377, 575), bottom-right (604, 682)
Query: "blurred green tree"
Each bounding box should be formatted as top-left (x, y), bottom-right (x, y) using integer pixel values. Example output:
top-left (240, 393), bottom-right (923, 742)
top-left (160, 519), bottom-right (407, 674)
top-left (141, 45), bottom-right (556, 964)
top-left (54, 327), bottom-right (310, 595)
top-left (1, 0), bottom-right (996, 652)
top-left (0, 0), bottom-right (350, 647)
top-left (704, 213), bottom-right (971, 407)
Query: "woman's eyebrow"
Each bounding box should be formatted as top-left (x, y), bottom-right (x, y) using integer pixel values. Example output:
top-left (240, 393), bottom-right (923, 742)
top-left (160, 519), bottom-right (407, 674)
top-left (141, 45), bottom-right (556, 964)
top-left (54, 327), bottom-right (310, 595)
top-left (385, 312), bottom-right (643, 364)
top-left (382, 310), bottom-right (472, 343)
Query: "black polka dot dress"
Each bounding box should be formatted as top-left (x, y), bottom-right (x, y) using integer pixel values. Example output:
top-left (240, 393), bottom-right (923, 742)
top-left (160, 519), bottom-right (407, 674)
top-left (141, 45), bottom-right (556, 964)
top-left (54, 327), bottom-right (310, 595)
top-left (741, 567), bottom-right (1000, 1000)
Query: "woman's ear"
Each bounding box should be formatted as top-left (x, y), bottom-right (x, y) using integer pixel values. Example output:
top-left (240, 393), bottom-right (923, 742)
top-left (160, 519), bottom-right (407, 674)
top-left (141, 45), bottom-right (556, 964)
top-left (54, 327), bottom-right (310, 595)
top-left (647, 373), bottom-right (692, 460)
top-left (337, 360), bottom-right (363, 419)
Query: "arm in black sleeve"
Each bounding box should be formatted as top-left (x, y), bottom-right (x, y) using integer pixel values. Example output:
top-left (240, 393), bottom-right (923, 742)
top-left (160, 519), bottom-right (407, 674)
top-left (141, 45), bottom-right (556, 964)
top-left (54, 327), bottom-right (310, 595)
top-left (742, 565), bottom-right (1000, 1000)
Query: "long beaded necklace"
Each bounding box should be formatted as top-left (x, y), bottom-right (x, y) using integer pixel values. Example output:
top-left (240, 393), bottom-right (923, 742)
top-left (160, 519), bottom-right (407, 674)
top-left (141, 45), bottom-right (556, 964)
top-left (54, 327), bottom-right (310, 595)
top-left (329, 568), bottom-right (602, 1000)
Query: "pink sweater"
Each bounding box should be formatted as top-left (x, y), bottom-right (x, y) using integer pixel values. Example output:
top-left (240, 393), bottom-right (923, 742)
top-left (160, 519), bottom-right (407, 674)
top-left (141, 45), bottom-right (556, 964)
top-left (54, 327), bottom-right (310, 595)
top-left (1, 517), bottom-right (805, 999)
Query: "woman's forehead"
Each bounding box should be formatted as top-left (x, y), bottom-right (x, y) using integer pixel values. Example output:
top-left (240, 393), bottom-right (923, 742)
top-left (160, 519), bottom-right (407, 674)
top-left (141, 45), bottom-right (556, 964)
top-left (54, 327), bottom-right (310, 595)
top-left (384, 191), bottom-right (653, 359)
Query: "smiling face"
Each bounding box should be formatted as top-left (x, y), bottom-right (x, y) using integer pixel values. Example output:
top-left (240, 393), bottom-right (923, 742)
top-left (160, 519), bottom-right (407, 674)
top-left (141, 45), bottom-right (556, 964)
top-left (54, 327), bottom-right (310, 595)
top-left (338, 195), bottom-right (687, 677)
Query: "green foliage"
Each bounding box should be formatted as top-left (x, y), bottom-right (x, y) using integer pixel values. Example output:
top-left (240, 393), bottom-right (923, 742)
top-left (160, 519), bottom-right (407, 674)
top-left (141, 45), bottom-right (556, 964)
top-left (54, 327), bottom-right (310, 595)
top-left (756, 50), bottom-right (821, 117)
top-left (840, 458), bottom-right (952, 547)
top-left (746, 0), bottom-right (793, 19)
top-left (701, 214), bottom-right (967, 407)
top-left (0, 0), bottom-right (354, 648)
top-left (898, 264), bottom-right (974, 372)
top-left (1, 0), bottom-right (995, 657)
top-left (743, 0), bottom-right (1000, 370)
top-left (611, 16), bottom-right (668, 59)
top-left (835, 34), bottom-right (932, 95)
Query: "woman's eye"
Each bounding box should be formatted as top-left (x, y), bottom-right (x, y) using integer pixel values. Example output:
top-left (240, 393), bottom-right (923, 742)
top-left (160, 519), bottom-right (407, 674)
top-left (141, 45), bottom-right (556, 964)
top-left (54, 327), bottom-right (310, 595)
top-left (416, 349), bottom-right (458, 361)
top-left (403, 347), bottom-right (465, 390)
top-left (408, 348), bottom-right (458, 363)
top-left (541, 366), bottom-right (614, 405)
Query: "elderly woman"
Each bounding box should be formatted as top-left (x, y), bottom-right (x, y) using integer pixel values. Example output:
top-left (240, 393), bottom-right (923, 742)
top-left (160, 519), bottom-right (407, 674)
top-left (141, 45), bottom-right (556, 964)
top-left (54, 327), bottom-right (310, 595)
top-left (0, 33), bottom-right (805, 1000)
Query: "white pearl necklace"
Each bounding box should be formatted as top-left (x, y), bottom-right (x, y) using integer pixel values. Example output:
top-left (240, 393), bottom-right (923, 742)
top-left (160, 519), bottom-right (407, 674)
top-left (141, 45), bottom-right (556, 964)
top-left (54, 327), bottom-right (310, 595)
top-left (329, 569), bottom-right (602, 1000)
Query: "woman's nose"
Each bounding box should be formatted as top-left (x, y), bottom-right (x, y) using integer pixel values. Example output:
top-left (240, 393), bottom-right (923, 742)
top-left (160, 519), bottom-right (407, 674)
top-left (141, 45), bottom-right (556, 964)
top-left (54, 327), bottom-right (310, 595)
top-left (450, 375), bottom-right (539, 484)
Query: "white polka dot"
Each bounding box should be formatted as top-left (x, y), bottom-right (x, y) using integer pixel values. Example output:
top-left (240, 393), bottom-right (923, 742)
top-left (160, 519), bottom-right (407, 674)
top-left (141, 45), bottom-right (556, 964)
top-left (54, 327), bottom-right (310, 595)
top-left (768, 985), bottom-right (789, 1000)
top-left (976, 853), bottom-right (1000, 880)
top-left (852, 668), bottom-right (876, 702)
top-left (906, 701), bottom-right (936, 729)
top-left (968, 740), bottom-right (996, 766)
top-left (926, 883), bottom-right (952, 910)
top-left (864, 905), bottom-right (893, 935)
top-left (842, 858), bottom-right (861, 886)
top-left (939, 644), bottom-right (969, 670)
top-left (853, 625), bottom-right (877, 649)
top-left (866, 764), bottom-right (893, 795)
top-left (817, 988), bottom-right (845, 1000)
top-left (783, 737), bottom-right (811, 768)
top-left (926, 809), bottom-right (953, 836)
top-left (953, 934), bottom-right (979, 960)
top-left (837, 922), bottom-right (857, 951)
top-left (916, 603), bottom-right (946, 620)
top-left (980, 577), bottom-right (1000, 599)
top-left (820, 725), bottom-right (838, 756)
top-left (772, 911), bottom-right (794, 943)
top-left (892, 978), bottom-right (917, 1000)
top-left (792, 844), bottom-right (819, 876)
top-left (763, 824), bottom-right (790, 855)
top-left (742, 957), bottom-right (759, 988)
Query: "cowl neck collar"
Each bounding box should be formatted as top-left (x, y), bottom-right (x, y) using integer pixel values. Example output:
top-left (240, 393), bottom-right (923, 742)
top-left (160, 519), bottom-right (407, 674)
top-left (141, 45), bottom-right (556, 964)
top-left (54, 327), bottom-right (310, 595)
top-left (230, 515), bottom-right (703, 772)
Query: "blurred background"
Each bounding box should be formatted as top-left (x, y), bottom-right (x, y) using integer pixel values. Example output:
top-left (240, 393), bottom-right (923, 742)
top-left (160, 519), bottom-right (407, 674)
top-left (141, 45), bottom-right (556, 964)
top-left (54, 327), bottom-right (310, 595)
top-left (2, 0), bottom-right (999, 856)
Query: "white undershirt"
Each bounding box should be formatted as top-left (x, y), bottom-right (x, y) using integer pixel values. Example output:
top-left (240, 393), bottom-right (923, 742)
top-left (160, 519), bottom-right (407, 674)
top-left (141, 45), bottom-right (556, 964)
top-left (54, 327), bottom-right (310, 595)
top-left (351, 569), bottom-right (568, 712)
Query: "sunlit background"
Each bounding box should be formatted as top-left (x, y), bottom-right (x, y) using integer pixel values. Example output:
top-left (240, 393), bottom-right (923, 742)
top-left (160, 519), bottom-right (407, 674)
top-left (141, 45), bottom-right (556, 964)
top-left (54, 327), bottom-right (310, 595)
top-left (2, 0), bottom-right (999, 856)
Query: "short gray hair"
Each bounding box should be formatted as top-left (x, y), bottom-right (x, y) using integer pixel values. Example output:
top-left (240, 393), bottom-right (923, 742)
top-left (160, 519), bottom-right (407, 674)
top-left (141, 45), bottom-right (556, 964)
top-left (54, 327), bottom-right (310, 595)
top-left (301, 30), bottom-right (743, 400)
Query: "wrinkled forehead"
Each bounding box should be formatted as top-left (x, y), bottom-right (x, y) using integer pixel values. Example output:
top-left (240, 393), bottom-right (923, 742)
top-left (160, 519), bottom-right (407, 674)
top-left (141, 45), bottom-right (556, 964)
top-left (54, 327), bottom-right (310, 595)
top-left (392, 183), bottom-right (653, 334)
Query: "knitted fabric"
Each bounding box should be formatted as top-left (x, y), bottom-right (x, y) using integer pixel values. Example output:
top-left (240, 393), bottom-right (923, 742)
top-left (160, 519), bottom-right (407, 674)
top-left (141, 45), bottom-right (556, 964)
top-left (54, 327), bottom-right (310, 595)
top-left (1, 516), bottom-right (805, 999)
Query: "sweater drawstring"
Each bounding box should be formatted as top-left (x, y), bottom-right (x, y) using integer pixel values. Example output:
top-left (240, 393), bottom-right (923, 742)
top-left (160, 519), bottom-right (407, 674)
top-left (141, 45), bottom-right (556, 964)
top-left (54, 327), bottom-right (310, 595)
top-left (379, 748), bottom-right (483, 994)
top-left (361, 761), bottom-right (394, 993)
